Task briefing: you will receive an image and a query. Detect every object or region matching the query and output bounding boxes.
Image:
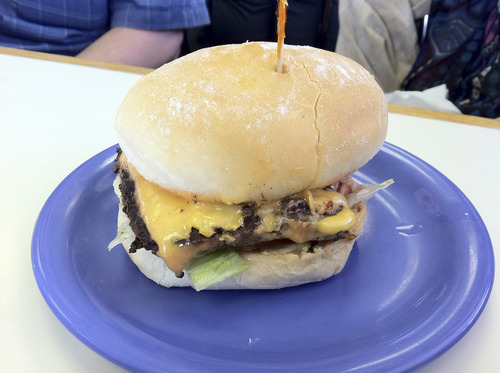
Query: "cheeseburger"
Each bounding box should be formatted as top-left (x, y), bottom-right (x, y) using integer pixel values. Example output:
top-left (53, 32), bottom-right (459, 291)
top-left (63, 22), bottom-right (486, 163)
top-left (109, 42), bottom-right (391, 291)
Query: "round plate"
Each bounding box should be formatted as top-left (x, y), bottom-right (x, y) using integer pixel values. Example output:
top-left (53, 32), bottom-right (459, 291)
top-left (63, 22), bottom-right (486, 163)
top-left (32, 143), bottom-right (494, 372)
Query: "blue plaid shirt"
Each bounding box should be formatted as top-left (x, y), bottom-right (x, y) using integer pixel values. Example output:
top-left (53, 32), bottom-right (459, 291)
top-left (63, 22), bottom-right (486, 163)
top-left (0, 0), bottom-right (210, 55)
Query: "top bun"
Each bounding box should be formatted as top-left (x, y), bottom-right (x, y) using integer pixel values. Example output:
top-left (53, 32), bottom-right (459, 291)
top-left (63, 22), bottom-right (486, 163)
top-left (115, 42), bottom-right (387, 204)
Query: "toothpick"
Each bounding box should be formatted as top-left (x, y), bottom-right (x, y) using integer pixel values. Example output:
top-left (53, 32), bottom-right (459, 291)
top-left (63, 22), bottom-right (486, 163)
top-left (277, 0), bottom-right (288, 73)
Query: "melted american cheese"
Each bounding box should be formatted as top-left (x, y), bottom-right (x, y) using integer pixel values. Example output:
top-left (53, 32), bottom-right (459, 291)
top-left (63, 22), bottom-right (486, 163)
top-left (308, 189), bottom-right (356, 234)
top-left (124, 157), bottom-right (356, 276)
top-left (128, 164), bottom-right (243, 276)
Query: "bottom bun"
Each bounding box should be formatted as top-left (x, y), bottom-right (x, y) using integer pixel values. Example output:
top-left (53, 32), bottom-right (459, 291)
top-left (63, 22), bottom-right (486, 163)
top-left (112, 199), bottom-right (366, 290)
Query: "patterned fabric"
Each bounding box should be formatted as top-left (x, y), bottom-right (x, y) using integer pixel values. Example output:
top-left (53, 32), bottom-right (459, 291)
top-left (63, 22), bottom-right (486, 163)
top-left (402, 0), bottom-right (500, 118)
top-left (0, 0), bottom-right (210, 56)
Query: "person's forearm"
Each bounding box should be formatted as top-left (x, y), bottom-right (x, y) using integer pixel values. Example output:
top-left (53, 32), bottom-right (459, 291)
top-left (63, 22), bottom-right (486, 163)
top-left (77, 27), bottom-right (184, 68)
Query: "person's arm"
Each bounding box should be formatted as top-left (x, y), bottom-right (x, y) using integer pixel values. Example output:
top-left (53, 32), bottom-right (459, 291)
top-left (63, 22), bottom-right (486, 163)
top-left (77, 27), bottom-right (183, 68)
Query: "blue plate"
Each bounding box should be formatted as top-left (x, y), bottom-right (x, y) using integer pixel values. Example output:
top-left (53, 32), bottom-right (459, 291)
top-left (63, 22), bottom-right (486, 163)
top-left (32, 143), bottom-right (494, 372)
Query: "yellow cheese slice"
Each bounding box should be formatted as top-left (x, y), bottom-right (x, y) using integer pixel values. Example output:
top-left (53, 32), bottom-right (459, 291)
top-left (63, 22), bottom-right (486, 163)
top-left (123, 156), bottom-right (357, 276)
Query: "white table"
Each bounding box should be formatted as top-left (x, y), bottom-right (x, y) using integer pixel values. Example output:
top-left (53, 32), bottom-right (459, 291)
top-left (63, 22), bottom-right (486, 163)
top-left (1, 47), bottom-right (499, 372)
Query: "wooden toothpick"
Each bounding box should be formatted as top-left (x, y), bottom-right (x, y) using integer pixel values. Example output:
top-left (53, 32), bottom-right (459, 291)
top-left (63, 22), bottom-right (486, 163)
top-left (277, 0), bottom-right (288, 73)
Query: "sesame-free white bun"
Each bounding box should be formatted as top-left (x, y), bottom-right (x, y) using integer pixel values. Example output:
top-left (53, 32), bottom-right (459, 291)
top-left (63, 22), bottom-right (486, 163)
top-left (113, 198), bottom-right (366, 290)
top-left (115, 42), bottom-right (387, 204)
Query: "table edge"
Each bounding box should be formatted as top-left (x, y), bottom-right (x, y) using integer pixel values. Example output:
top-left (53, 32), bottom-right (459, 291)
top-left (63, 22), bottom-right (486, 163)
top-left (2, 46), bottom-right (498, 130)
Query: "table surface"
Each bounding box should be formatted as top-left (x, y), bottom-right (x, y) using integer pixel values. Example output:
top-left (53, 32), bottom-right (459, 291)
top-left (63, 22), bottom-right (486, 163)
top-left (1, 46), bottom-right (499, 372)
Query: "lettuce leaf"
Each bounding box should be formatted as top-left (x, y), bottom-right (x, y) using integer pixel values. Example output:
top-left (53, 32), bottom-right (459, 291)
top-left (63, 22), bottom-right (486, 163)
top-left (185, 250), bottom-right (249, 291)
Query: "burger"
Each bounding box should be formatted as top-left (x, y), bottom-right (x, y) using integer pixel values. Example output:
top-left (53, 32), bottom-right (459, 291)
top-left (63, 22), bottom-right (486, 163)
top-left (108, 42), bottom-right (391, 291)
